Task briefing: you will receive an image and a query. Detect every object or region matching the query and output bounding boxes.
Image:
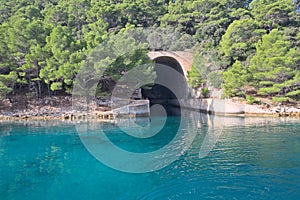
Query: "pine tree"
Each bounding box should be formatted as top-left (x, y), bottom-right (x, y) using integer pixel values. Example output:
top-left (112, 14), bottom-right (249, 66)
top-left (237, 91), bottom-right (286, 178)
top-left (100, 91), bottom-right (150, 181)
top-left (249, 29), bottom-right (300, 100)
top-left (220, 18), bottom-right (265, 62)
top-left (223, 60), bottom-right (250, 97)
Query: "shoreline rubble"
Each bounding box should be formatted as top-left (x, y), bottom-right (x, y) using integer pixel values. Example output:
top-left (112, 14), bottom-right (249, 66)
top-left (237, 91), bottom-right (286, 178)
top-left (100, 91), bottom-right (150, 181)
top-left (0, 96), bottom-right (299, 121)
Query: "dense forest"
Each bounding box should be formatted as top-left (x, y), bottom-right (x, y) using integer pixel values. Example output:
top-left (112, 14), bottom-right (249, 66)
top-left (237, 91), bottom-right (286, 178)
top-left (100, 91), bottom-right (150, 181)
top-left (0, 0), bottom-right (299, 103)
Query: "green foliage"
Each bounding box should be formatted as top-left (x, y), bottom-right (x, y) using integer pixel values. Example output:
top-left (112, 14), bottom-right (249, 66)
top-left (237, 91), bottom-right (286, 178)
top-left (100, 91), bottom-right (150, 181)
top-left (223, 60), bottom-right (250, 97)
top-left (201, 88), bottom-right (210, 98)
top-left (250, 0), bottom-right (296, 29)
top-left (249, 29), bottom-right (300, 97)
top-left (187, 66), bottom-right (203, 88)
top-left (0, 82), bottom-right (13, 99)
top-left (207, 71), bottom-right (223, 89)
top-left (220, 18), bottom-right (265, 61)
top-left (76, 29), bottom-right (154, 97)
top-left (246, 95), bottom-right (260, 105)
top-left (271, 96), bottom-right (289, 103)
top-left (286, 90), bottom-right (300, 101)
top-left (0, 72), bottom-right (17, 99)
top-left (50, 82), bottom-right (62, 91)
top-left (187, 50), bottom-right (224, 89)
top-left (0, 0), bottom-right (298, 102)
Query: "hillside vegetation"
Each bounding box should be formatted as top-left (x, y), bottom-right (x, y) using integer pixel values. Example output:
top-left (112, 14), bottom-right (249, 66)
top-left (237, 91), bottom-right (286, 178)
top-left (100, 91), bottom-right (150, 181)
top-left (0, 0), bottom-right (299, 103)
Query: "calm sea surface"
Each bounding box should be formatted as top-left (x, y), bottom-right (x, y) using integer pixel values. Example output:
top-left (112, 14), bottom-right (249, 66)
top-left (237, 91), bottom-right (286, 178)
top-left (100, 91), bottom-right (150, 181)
top-left (0, 116), bottom-right (299, 200)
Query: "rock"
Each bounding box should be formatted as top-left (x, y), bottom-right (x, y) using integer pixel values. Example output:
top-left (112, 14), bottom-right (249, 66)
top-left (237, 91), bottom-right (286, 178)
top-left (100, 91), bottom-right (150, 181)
top-left (13, 114), bottom-right (19, 117)
top-left (2, 98), bottom-right (12, 107)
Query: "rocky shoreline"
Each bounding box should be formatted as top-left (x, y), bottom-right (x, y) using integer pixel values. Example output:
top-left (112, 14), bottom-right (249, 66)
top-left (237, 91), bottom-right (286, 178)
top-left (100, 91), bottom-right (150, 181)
top-left (0, 95), bottom-right (113, 121)
top-left (245, 103), bottom-right (300, 117)
top-left (0, 96), bottom-right (299, 121)
top-left (0, 96), bottom-right (152, 121)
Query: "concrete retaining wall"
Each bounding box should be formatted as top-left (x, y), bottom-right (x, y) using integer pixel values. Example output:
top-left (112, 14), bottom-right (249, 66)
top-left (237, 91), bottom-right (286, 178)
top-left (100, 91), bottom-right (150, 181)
top-left (112, 100), bottom-right (150, 117)
top-left (169, 98), bottom-right (245, 115)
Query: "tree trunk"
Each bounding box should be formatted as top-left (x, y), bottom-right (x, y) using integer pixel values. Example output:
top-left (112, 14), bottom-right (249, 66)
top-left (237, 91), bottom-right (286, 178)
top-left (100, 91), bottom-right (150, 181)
top-left (47, 84), bottom-right (51, 97)
top-left (37, 80), bottom-right (42, 98)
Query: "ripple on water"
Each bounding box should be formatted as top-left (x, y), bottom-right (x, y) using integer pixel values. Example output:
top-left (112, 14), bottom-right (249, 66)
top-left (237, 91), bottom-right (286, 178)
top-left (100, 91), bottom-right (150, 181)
top-left (0, 119), bottom-right (299, 199)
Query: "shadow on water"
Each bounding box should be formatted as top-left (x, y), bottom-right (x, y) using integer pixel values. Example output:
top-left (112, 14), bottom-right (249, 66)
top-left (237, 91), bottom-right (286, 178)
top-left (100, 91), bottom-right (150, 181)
top-left (142, 84), bottom-right (182, 117)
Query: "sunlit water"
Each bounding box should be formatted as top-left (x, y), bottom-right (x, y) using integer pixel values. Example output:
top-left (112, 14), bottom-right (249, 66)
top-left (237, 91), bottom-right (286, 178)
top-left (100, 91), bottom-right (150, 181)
top-left (0, 116), bottom-right (299, 200)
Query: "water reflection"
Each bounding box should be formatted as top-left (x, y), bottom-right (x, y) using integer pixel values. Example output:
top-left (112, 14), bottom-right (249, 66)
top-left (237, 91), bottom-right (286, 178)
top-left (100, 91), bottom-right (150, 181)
top-left (0, 116), bottom-right (299, 199)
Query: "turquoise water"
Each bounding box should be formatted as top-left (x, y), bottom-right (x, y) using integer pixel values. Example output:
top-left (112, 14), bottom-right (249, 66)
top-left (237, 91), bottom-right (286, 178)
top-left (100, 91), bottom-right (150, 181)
top-left (0, 117), bottom-right (300, 199)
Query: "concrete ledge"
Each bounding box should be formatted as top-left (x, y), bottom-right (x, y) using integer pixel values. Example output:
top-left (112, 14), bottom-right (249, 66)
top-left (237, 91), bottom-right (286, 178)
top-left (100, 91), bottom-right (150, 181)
top-left (111, 100), bottom-right (150, 117)
top-left (169, 98), bottom-right (245, 115)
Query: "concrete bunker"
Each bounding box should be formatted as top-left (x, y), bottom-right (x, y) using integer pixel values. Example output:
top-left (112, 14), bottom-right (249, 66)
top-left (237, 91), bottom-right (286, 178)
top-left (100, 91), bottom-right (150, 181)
top-left (142, 56), bottom-right (188, 115)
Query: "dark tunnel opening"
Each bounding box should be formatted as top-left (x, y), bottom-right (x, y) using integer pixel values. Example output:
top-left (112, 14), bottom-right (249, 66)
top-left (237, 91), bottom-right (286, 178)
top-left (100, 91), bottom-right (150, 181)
top-left (141, 57), bottom-right (188, 116)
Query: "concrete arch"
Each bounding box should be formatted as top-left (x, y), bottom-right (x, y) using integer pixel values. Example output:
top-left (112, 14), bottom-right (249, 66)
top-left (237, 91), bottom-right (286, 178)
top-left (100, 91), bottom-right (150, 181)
top-left (141, 51), bottom-right (193, 116)
top-left (147, 51), bottom-right (193, 78)
top-left (153, 56), bottom-right (185, 76)
top-left (152, 56), bottom-right (188, 99)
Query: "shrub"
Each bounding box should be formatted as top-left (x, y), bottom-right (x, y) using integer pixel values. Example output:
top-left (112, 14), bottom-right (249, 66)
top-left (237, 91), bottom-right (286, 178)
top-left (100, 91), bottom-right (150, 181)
top-left (271, 97), bottom-right (289, 103)
top-left (246, 95), bottom-right (260, 105)
top-left (208, 71), bottom-right (223, 89)
top-left (286, 90), bottom-right (300, 101)
top-left (201, 88), bottom-right (210, 98)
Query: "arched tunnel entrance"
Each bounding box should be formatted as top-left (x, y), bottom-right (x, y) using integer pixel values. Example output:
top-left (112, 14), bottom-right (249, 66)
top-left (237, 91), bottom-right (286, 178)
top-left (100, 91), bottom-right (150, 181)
top-left (141, 56), bottom-right (188, 116)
